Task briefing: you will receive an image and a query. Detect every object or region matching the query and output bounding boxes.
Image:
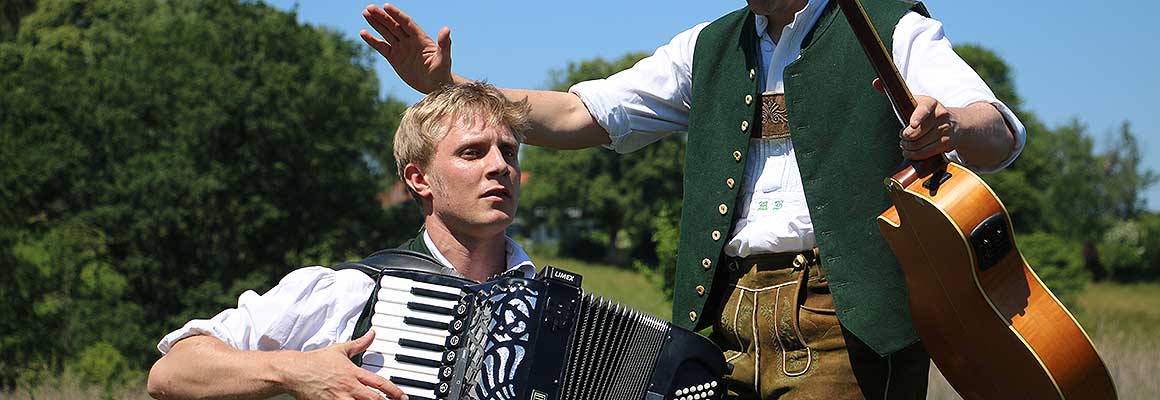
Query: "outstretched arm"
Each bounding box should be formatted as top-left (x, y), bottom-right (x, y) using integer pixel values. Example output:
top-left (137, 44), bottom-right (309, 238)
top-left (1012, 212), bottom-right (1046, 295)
top-left (147, 332), bottom-right (406, 400)
top-left (359, 3), bottom-right (609, 149)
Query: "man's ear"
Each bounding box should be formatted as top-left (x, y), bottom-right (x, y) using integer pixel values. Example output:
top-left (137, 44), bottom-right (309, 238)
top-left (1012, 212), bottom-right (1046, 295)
top-left (403, 163), bottom-right (433, 200)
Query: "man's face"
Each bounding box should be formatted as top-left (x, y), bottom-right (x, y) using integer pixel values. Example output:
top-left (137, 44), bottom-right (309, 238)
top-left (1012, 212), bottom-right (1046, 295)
top-left (422, 119), bottom-right (520, 237)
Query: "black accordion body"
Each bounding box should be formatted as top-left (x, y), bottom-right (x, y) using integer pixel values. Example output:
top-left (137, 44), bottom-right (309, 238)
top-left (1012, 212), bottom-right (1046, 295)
top-left (337, 250), bottom-right (729, 400)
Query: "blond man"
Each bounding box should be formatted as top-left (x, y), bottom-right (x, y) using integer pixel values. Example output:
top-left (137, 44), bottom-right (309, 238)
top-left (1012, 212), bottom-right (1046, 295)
top-left (147, 82), bottom-right (535, 400)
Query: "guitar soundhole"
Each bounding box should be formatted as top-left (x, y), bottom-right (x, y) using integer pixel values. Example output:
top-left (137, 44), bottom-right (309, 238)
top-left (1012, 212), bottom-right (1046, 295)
top-left (969, 213), bottom-right (1012, 271)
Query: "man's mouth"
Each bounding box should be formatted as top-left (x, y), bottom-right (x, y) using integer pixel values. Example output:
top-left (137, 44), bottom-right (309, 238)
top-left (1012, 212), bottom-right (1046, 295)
top-left (481, 187), bottom-right (510, 199)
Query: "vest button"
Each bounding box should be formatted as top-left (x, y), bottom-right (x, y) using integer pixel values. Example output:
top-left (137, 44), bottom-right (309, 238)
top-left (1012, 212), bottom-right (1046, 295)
top-left (726, 178), bottom-right (735, 189)
top-left (718, 204), bottom-right (728, 215)
top-left (711, 230), bottom-right (721, 241)
top-left (689, 311), bottom-right (698, 322)
top-left (696, 285), bottom-right (706, 296)
top-left (749, 69), bottom-right (756, 80)
top-left (740, 120), bottom-right (749, 132)
top-left (745, 94), bottom-right (753, 105)
top-left (733, 150), bottom-right (742, 162)
top-left (701, 258), bottom-right (712, 269)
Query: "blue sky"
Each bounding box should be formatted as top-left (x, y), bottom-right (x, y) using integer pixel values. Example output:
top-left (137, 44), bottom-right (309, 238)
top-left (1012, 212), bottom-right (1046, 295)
top-left (266, 0), bottom-right (1160, 210)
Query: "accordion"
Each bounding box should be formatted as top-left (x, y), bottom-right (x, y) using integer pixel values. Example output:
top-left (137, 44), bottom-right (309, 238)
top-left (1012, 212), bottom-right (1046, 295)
top-left (337, 250), bottom-right (729, 400)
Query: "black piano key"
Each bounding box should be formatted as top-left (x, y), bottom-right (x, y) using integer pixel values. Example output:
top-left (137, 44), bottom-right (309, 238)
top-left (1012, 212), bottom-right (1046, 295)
top-left (404, 395), bottom-right (435, 400)
top-left (408, 302), bottom-right (454, 315)
top-left (411, 287), bottom-right (461, 301)
top-left (404, 316), bottom-right (450, 331)
top-left (390, 376), bottom-right (437, 390)
top-left (396, 354), bottom-right (442, 368)
top-left (399, 338), bottom-right (445, 352)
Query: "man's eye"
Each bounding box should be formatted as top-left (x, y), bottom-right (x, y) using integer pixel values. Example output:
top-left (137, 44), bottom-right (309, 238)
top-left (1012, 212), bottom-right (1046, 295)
top-left (462, 149), bottom-right (480, 158)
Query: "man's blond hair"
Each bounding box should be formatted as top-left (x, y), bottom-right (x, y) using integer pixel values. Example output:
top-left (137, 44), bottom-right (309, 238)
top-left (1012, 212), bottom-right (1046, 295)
top-left (394, 81), bottom-right (531, 178)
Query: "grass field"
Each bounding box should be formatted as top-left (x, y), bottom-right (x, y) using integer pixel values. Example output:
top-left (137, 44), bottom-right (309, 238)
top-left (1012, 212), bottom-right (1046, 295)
top-left (5, 257), bottom-right (1157, 399)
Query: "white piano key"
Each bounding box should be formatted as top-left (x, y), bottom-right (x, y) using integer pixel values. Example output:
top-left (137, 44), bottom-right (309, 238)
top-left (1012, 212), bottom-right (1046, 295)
top-left (368, 326), bottom-right (448, 347)
top-left (394, 384), bottom-right (436, 400)
top-left (371, 314), bottom-right (450, 339)
top-left (375, 301), bottom-right (455, 324)
top-left (376, 288), bottom-right (460, 310)
top-left (380, 275), bottom-right (465, 297)
top-left (360, 351), bottom-right (441, 376)
top-left (360, 365), bottom-right (437, 400)
top-left (367, 339), bottom-right (444, 364)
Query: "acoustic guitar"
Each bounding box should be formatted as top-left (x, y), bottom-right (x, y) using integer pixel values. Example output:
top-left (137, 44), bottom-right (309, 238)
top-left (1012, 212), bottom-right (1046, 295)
top-left (833, 0), bottom-right (1118, 398)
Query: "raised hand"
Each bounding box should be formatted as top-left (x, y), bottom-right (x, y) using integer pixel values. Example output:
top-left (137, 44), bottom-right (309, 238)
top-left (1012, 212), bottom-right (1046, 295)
top-left (279, 331), bottom-right (408, 400)
top-left (360, 3), bottom-right (453, 94)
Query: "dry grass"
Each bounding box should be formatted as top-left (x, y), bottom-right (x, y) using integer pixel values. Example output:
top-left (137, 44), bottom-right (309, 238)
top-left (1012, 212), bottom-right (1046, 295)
top-left (0, 373), bottom-right (151, 400)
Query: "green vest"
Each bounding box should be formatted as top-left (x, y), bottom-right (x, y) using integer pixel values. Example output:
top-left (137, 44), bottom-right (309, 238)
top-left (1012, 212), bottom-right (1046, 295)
top-left (671, 1), bottom-right (927, 356)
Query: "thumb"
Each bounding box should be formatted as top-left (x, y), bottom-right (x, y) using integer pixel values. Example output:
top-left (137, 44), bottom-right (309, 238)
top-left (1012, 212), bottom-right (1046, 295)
top-left (437, 26), bottom-right (452, 58)
top-left (345, 330), bottom-right (376, 357)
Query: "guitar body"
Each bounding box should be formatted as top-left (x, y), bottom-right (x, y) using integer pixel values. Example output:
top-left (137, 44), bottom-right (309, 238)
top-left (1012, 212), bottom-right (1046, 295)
top-left (877, 162), bottom-right (1116, 399)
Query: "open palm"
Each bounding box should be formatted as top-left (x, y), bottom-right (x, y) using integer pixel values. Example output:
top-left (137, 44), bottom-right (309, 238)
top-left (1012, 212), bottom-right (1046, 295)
top-left (360, 3), bottom-right (452, 94)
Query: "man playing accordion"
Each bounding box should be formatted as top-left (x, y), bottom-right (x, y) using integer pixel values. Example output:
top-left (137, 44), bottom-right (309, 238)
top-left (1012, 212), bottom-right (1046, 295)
top-left (147, 81), bottom-right (536, 400)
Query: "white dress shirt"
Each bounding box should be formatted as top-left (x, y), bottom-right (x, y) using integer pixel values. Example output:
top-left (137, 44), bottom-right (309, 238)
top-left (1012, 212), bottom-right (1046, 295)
top-left (156, 233), bottom-right (536, 354)
top-left (570, 0), bottom-right (1026, 257)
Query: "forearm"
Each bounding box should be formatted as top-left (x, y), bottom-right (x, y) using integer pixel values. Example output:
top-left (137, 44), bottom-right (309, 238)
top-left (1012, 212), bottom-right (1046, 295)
top-left (451, 74), bottom-right (610, 149)
top-left (147, 335), bottom-right (291, 400)
top-left (951, 102), bottom-right (1016, 170)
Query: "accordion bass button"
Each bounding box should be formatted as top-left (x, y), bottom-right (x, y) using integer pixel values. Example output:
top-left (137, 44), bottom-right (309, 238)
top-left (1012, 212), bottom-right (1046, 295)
top-left (688, 311), bottom-right (697, 322)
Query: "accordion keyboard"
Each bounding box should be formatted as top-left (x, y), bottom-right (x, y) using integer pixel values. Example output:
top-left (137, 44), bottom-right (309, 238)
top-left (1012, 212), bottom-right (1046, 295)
top-left (360, 274), bottom-right (470, 400)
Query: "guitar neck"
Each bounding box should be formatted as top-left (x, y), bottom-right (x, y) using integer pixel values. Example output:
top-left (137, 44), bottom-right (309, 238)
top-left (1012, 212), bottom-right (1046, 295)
top-left (835, 0), bottom-right (916, 123)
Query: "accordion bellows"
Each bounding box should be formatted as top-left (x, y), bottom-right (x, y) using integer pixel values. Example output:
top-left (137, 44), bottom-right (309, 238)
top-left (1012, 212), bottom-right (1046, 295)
top-left (339, 250), bottom-right (729, 400)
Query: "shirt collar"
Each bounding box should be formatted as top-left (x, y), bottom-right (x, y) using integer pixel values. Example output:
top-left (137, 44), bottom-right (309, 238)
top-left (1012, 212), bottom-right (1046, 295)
top-left (422, 230), bottom-right (537, 279)
top-left (753, 0), bottom-right (829, 41)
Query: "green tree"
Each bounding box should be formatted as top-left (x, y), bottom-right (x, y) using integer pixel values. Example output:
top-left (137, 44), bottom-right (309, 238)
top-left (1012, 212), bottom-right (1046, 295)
top-left (521, 53), bottom-right (685, 266)
top-left (0, 0), bottom-right (412, 387)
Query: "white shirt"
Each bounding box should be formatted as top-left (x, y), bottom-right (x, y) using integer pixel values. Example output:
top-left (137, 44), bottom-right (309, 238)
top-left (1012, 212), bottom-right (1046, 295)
top-left (570, 1), bottom-right (1026, 257)
top-left (156, 233), bottom-right (536, 354)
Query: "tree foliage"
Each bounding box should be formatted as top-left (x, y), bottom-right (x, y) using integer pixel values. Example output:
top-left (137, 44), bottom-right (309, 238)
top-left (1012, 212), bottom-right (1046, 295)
top-left (957, 45), bottom-right (1156, 299)
top-left (521, 53), bottom-right (685, 265)
top-left (0, 0), bottom-right (411, 388)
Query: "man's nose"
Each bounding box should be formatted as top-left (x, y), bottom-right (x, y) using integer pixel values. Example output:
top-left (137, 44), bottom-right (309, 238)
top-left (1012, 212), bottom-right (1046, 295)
top-left (485, 148), bottom-right (511, 177)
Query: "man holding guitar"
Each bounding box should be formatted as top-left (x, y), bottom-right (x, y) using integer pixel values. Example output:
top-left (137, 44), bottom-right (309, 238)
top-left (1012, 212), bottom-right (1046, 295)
top-left (361, 0), bottom-right (1024, 398)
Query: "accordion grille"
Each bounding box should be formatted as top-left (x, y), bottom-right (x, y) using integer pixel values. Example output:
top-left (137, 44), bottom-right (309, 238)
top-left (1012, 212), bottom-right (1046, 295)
top-left (559, 293), bottom-right (668, 400)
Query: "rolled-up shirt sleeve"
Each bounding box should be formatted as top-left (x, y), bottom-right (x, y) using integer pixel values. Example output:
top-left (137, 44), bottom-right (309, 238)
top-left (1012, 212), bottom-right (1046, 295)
top-left (569, 23), bottom-right (707, 154)
top-left (156, 267), bottom-right (374, 354)
top-left (893, 12), bottom-right (1027, 173)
